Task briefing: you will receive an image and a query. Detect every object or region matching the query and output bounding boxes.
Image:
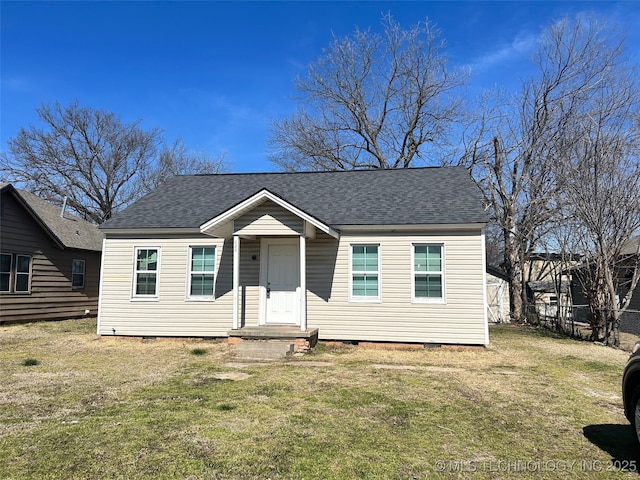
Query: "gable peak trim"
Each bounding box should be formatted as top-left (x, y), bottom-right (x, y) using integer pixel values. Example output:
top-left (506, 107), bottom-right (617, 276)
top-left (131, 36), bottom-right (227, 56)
top-left (200, 188), bottom-right (339, 239)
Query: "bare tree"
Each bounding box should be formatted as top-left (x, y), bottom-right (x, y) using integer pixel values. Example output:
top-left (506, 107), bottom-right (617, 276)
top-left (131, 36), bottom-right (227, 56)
top-left (1, 101), bottom-right (228, 224)
top-left (459, 17), bottom-right (627, 322)
top-left (1, 101), bottom-right (162, 223)
top-left (460, 93), bottom-right (560, 321)
top-left (138, 138), bottom-right (228, 193)
top-left (268, 14), bottom-right (468, 171)
top-left (553, 44), bottom-right (640, 346)
top-left (535, 220), bottom-right (584, 334)
top-left (484, 221), bottom-right (506, 269)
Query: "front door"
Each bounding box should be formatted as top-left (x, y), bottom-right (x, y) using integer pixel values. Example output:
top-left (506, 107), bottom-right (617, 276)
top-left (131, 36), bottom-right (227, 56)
top-left (265, 242), bottom-right (299, 325)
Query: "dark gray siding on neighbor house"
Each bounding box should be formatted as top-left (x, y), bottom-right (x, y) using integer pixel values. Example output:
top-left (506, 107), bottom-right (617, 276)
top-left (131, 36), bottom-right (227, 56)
top-left (571, 259), bottom-right (640, 329)
top-left (0, 191), bottom-right (101, 323)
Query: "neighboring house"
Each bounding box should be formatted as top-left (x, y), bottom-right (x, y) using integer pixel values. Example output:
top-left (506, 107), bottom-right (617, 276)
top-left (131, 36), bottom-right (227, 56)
top-left (527, 279), bottom-right (571, 320)
top-left (97, 167), bottom-right (490, 346)
top-left (486, 265), bottom-right (509, 323)
top-left (620, 236), bottom-right (640, 314)
top-left (524, 253), bottom-right (576, 320)
top-left (0, 184), bottom-right (103, 324)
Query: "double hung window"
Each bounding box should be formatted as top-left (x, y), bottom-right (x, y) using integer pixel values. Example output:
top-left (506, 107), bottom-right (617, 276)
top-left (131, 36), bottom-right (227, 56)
top-left (350, 244), bottom-right (380, 301)
top-left (1, 253), bottom-right (12, 292)
top-left (133, 248), bottom-right (159, 298)
top-left (15, 255), bottom-right (32, 293)
top-left (188, 246), bottom-right (215, 299)
top-left (72, 259), bottom-right (86, 288)
top-left (413, 244), bottom-right (444, 302)
top-left (0, 254), bottom-right (33, 293)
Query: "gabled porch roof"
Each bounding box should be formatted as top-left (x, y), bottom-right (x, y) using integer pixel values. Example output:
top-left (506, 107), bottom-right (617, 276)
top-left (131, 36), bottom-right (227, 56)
top-left (199, 188), bottom-right (340, 239)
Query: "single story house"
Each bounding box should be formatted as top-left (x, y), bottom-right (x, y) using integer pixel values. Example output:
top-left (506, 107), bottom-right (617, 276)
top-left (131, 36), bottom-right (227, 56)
top-left (97, 167), bottom-right (490, 346)
top-left (0, 184), bottom-right (103, 323)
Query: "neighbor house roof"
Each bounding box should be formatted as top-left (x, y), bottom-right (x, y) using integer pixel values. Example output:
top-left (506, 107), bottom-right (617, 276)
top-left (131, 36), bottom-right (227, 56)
top-left (1, 184), bottom-right (103, 251)
top-left (487, 265), bottom-right (509, 281)
top-left (527, 280), bottom-right (570, 294)
top-left (621, 236), bottom-right (640, 256)
top-left (101, 167), bottom-right (488, 231)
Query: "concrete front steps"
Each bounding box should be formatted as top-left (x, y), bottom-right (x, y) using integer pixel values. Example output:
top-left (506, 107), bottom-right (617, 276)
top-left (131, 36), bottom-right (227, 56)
top-left (233, 340), bottom-right (295, 360)
top-left (228, 326), bottom-right (319, 360)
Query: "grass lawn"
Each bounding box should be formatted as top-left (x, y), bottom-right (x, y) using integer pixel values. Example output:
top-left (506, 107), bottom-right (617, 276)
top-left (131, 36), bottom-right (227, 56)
top-left (1, 319), bottom-right (639, 479)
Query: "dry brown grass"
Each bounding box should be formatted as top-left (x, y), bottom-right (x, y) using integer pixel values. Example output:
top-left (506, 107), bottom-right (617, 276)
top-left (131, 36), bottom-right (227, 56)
top-left (0, 318), bottom-right (638, 479)
top-left (0, 319), bottom-right (229, 436)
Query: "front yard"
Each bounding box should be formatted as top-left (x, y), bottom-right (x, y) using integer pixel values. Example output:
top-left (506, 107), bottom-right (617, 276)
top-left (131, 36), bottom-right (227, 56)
top-left (0, 319), bottom-right (638, 479)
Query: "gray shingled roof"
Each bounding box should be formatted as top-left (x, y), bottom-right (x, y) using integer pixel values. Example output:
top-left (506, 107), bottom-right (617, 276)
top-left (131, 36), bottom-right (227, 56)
top-left (102, 166), bottom-right (488, 230)
top-left (2, 184), bottom-right (103, 251)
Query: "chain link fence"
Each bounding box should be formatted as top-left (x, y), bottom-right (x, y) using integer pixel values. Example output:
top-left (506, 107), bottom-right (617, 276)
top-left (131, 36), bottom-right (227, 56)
top-left (527, 303), bottom-right (640, 337)
top-left (570, 305), bottom-right (640, 336)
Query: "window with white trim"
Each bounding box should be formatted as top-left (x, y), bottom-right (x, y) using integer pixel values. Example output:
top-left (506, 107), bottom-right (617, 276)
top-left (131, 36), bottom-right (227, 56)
top-left (15, 254), bottom-right (32, 293)
top-left (350, 244), bottom-right (380, 301)
top-left (188, 246), bottom-right (215, 299)
top-left (72, 259), bottom-right (86, 289)
top-left (413, 244), bottom-right (444, 302)
top-left (133, 248), bottom-right (159, 298)
top-left (1, 253), bottom-right (12, 292)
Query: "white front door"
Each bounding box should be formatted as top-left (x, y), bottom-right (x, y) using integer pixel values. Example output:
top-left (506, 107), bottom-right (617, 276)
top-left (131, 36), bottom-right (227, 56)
top-left (265, 242), bottom-right (299, 325)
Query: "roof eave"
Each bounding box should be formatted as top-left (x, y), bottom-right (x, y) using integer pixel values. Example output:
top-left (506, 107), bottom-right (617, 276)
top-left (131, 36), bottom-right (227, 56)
top-left (334, 222), bottom-right (487, 233)
top-left (101, 227), bottom-right (204, 237)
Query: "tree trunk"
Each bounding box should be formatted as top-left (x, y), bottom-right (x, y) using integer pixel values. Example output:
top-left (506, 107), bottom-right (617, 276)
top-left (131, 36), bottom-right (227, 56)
top-left (504, 222), bottom-right (524, 322)
top-left (604, 265), bottom-right (621, 347)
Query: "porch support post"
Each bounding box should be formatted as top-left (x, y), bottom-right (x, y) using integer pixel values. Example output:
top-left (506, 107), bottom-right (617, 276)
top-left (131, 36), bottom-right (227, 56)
top-left (232, 235), bottom-right (240, 330)
top-left (299, 235), bottom-right (307, 331)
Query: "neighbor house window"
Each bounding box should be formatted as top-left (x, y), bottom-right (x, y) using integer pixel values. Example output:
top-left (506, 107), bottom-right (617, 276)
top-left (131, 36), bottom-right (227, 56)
top-left (72, 259), bottom-right (86, 288)
top-left (15, 254), bottom-right (32, 293)
top-left (133, 248), bottom-right (159, 298)
top-left (188, 246), bottom-right (215, 299)
top-left (413, 244), bottom-right (444, 302)
top-left (0, 253), bottom-right (12, 292)
top-left (350, 244), bottom-right (380, 301)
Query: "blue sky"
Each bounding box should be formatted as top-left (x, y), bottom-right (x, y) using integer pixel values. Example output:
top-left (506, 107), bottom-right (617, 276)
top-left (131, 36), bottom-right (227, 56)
top-left (2, 1), bottom-right (639, 173)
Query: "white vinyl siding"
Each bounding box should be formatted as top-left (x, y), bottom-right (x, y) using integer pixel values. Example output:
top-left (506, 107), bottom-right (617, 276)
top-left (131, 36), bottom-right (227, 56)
top-left (98, 236), bottom-right (247, 337)
top-left (98, 228), bottom-right (487, 345)
top-left (72, 259), bottom-right (86, 289)
top-left (187, 246), bottom-right (215, 300)
top-left (0, 253), bottom-right (11, 292)
top-left (234, 200), bottom-right (304, 236)
top-left (350, 244), bottom-right (380, 302)
top-left (306, 231), bottom-right (487, 345)
top-left (15, 254), bottom-right (31, 293)
top-left (132, 248), bottom-right (159, 299)
top-left (412, 244), bottom-right (445, 303)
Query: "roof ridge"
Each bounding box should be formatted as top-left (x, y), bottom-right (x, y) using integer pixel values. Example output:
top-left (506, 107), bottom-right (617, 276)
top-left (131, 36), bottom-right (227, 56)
top-left (184, 165), bottom-right (462, 178)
